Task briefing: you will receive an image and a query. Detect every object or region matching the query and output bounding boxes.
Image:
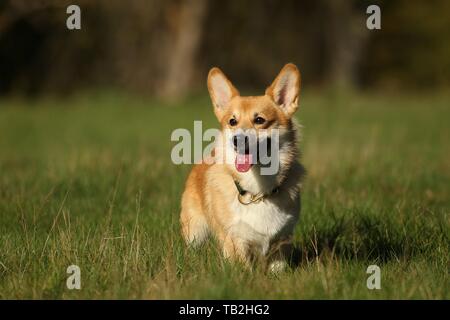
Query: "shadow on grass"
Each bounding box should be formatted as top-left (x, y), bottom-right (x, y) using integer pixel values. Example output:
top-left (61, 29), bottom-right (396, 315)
top-left (289, 210), bottom-right (443, 268)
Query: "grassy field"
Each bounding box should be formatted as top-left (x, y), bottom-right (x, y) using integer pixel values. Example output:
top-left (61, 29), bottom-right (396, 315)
top-left (0, 91), bottom-right (448, 299)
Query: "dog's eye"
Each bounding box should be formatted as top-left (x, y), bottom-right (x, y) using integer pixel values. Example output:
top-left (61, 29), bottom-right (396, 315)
top-left (229, 118), bottom-right (237, 126)
top-left (254, 117), bottom-right (266, 125)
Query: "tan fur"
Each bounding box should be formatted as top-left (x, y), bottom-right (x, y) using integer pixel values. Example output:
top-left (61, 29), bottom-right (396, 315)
top-left (180, 63), bottom-right (305, 271)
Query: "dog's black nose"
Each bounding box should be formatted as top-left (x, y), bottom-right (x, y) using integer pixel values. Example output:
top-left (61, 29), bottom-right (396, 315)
top-left (232, 134), bottom-right (250, 154)
top-left (232, 135), bottom-right (240, 148)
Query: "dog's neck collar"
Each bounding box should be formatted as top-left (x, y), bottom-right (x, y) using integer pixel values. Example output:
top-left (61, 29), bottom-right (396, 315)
top-left (233, 180), bottom-right (279, 205)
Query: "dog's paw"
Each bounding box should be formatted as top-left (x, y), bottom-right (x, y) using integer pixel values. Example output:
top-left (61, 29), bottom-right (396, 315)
top-left (269, 260), bottom-right (288, 274)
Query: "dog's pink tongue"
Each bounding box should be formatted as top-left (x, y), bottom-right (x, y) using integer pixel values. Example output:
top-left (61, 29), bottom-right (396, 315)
top-left (235, 154), bottom-right (253, 172)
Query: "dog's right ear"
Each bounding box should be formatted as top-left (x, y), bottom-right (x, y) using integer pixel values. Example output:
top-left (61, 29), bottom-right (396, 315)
top-left (207, 67), bottom-right (239, 118)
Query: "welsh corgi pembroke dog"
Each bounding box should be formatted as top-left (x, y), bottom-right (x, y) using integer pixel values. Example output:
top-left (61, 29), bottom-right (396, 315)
top-left (180, 63), bottom-right (305, 272)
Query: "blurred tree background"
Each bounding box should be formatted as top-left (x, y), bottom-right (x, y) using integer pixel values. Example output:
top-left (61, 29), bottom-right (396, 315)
top-left (0, 0), bottom-right (449, 99)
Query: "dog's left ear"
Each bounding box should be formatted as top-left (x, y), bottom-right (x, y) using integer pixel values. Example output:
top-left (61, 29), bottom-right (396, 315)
top-left (265, 63), bottom-right (301, 118)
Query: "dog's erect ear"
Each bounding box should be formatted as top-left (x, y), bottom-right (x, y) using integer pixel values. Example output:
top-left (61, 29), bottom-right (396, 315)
top-left (207, 67), bottom-right (239, 118)
top-left (265, 63), bottom-right (301, 118)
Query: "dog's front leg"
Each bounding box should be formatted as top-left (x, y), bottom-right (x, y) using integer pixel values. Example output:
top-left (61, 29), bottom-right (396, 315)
top-left (267, 240), bottom-right (293, 273)
top-left (220, 233), bottom-right (251, 267)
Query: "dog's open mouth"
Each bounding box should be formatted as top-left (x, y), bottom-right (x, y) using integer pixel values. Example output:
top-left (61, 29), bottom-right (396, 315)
top-left (235, 153), bottom-right (253, 172)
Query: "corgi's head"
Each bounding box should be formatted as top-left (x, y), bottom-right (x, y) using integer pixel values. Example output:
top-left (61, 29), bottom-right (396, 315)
top-left (207, 63), bottom-right (301, 178)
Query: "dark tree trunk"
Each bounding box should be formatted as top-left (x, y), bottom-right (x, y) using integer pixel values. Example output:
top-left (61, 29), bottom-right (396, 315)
top-left (160, 0), bottom-right (208, 100)
top-left (322, 0), bottom-right (369, 89)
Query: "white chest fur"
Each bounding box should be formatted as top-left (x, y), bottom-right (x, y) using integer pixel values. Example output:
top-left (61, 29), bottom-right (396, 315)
top-left (225, 161), bottom-right (300, 253)
top-left (229, 197), bottom-right (298, 254)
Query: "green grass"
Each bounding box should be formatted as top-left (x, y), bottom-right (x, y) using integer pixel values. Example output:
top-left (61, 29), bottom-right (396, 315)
top-left (0, 90), bottom-right (448, 299)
